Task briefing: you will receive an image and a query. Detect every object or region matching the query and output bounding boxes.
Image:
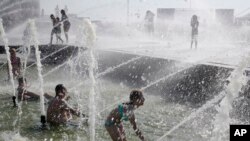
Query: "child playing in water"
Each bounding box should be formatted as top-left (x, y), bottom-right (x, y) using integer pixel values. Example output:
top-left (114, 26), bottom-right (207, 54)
top-left (50, 14), bottom-right (63, 45)
top-left (8, 48), bottom-right (21, 80)
top-left (47, 84), bottom-right (80, 126)
top-left (17, 77), bottom-right (53, 101)
top-left (56, 17), bottom-right (62, 44)
top-left (105, 90), bottom-right (146, 141)
top-left (60, 9), bottom-right (71, 43)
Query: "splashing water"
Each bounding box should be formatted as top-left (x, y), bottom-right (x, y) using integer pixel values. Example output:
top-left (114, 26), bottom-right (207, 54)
top-left (26, 45), bottom-right (70, 70)
top-left (28, 20), bottom-right (46, 116)
top-left (13, 20), bottom-right (38, 133)
top-left (156, 91), bottom-right (226, 141)
top-left (83, 18), bottom-right (97, 141)
top-left (210, 53), bottom-right (249, 141)
top-left (22, 20), bottom-right (33, 78)
top-left (0, 19), bottom-right (15, 96)
top-left (96, 56), bottom-right (142, 78)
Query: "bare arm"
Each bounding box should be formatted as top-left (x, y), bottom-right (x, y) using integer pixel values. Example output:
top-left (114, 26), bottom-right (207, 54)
top-left (129, 114), bottom-right (145, 141)
top-left (62, 100), bottom-right (80, 116)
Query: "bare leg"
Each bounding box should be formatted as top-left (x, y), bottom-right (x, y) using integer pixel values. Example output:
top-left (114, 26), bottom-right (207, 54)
top-left (44, 93), bottom-right (54, 101)
top-left (23, 91), bottom-right (39, 100)
top-left (118, 124), bottom-right (127, 141)
top-left (105, 125), bottom-right (124, 141)
top-left (50, 31), bottom-right (54, 45)
top-left (56, 34), bottom-right (63, 44)
top-left (65, 32), bottom-right (68, 43)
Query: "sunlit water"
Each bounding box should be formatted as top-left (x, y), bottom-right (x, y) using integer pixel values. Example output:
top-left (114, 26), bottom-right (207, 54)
top-left (1, 61), bottom-right (250, 141)
top-left (1, 12), bottom-right (250, 141)
top-left (0, 67), bottom-right (231, 141)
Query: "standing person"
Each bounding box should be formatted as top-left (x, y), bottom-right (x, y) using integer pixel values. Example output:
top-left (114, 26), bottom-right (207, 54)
top-left (61, 9), bottom-right (71, 43)
top-left (50, 14), bottom-right (63, 45)
top-left (105, 90), bottom-right (146, 141)
top-left (190, 15), bottom-right (199, 49)
top-left (47, 84), bottom-right (80, 126)
top-left (144, 10), bottom-right (155, 35)
top-left (8, 48), bottom-right (21, 79)
top-left (56, 17), bottom-right (62, 44)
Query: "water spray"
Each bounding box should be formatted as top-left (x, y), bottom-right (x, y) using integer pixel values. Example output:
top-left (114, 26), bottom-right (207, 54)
top-left (83, 18), bottom-right (97, 141)
top-left (0, 19), bottom-right (16, 107)
top-left (211, 53), bottom-right (249, 141)
top-left (28, 20), bottom-right (47, 128)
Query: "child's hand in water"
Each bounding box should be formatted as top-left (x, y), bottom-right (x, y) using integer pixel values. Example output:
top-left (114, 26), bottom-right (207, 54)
top-left (65, 96), bottom-right (71, 101)
top-left (74, 108), bottom-right (81, 116)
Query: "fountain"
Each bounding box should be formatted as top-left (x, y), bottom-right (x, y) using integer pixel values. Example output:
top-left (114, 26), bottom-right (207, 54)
top-left (22, 20), bottom-right (47, 127)
top-left (82, 18), bottom-right (97, 141)
top-left (0, 19), bottom-right (17, 107)
top-left (1, 2), bottom-right (250, 141)
top-left (210, 53), bottom-right (250, 141)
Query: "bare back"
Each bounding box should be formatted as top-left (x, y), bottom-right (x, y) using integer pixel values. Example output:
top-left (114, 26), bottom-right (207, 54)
top-left (47, 97), bottom-right (72, 125)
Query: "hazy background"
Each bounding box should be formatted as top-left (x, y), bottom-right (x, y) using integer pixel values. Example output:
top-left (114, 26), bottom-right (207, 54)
top-left (40, 0), bottom-right (250, 20)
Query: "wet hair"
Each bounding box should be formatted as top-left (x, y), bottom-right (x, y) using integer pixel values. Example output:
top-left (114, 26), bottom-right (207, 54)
top-left (50, 14), bottom-right (54, 18)
top-left (55, 84), bottom-right (66, 96)
top-left (129, 90), bottom-right (143, 103)
top-left (9, 48), bottom-right (16, 53)
top-left (192, 15), bottom-right (198, 21)
top-left (61, 9), bottom-right (65, 15)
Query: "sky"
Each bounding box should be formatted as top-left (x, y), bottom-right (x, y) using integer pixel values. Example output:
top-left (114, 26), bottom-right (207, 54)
top-left (40, 0), bottom-right (250, 21)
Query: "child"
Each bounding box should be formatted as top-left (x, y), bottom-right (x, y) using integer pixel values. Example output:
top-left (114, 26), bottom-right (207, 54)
top-left (47, 84), bottom-right (80, 125)
top-left (8, 48), bottom-right (21, 79)
top-left (56, 17), bottom-right (62, 44)
top-left (50, 14), bottom-right (63, 45)
top-left (105, 90), bottom-right (146, 141)
top-left (61, 9), bottom-right (71, 43)
top-left (190, 15), bottom-right (199, 49)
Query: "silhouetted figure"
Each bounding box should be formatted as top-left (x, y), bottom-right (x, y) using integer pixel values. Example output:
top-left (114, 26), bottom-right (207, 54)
top-left (56, 17), bottom-right (62, 43)
top-left (61, 9), bottom-right (71, 43)
top-left (50, 14), bottom-right (63, 45)
top-left (144, 10), bottom-right (155, 35)
top-left (8, 48), bottom-right (21, 80)
top-left (190, 15), bottom-right (199, 49)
